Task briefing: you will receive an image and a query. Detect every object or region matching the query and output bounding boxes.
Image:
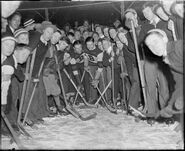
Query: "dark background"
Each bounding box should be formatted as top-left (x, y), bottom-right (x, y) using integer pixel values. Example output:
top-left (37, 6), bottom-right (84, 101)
top-left (17, 1), bottom-right (151, 28)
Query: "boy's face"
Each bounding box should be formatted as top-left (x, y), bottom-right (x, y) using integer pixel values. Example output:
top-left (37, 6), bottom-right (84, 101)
top-left (16, 49), bottom-right (30, 64)
top-left (102, 40), bottom-right (110, 51)
top-left (109, 29), bottom-right (117, 39)
top-left (118, 32), bottom-right (128, 45)
top-left (156, 7), bottom-right (169, 21)
top-left (9, 14), bottom-right (21, 30)
top-left (60, 30), bottom-right (66, 38)
top-left (86, 41), bottom-right (95, 51)
top-left (17, 33), bottom-right (29, 45)
top-left (59, 40), bottom-right (68, 50)
top-left (74, 44), bottom-right (82, 54)
top-left (145, 34), bottom-right (166, 56)
top-left (103, 28), bottom-right (109, 37)
top-left (42, 27), bottom-right (54, 41)
top-left (74, 31), bottom-right (81, 40)
top-left (2, 40), bottom-right (16, 56)
top-left (98, 41), bottom-right (103, 51)
top-left (83, 31), bottom-right (89, 40)
top-left (68, 35), bottom-right (74, 43)
top-left (95, 26), bottom-right (102, 34)
top-left (142, 7), bottom-right (154, 21)
top-left (116, 40), bottom-right (123, 49)
top-left (93, 33), bottom-right (99, 43)
top-left (51, 32), bottom-right (61, 45)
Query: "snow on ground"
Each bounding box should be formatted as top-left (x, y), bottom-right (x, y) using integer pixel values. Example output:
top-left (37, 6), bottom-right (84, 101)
top-left (1, 106), bottom-right (184, 150)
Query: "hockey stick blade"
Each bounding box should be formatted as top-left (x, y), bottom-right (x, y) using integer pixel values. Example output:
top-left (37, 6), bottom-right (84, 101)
top-left (17, 124), bottom-right (32, 138)
top-left (67, 105), bottom-right (97, 121)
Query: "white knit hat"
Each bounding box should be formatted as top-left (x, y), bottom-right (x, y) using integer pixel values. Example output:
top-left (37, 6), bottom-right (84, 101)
top-left (1, 33), bottom-right (16, 42)
top-left (14, 28), bottom-right (28, 38)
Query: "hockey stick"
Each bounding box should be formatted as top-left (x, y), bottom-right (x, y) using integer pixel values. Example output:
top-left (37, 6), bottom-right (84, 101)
top-left (63, 68), bottom-right (98, 108)
top-left (1, 111), bottom-right (27, 149)
top-left (131, 20), bottom-right (148, 113)
top-left (17, 56), bottom-right (32, 137)
top-left (86, 70), bottom-right (117, 114)
top-left (73, 70), bottom-right (86, 105)
top-left (95, 80), bottom-right (112, 105)
top-left (129, 105), bottom-right (146, 118)
top-left (55, 55), bottom-right (97, 121)
top-left (17, 56), bottom-right (30, 124)
top-left (120, 59), bottom-right (129, 114)
top-left (22, 56), bottom-right (45, 126)
top-left (111, 56), bottom-right (116, 109)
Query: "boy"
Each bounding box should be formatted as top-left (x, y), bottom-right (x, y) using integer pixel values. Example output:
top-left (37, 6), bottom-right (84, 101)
top-left (2, 44), bottom-right (31, 134)
top-left (84, 37), bottom-right (103, 103)
top-left (14, 28), bottom-right (29, 44)
top-left (145, 29), bottom-right (183, 123)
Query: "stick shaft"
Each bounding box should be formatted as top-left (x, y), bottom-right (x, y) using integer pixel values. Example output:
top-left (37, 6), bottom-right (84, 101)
top-left (22, 49), bottom-right (36, 114)
top-left (1, 111), bottom-right (25, 149)
top-left (131, 20), bottom-right (147, 112)
top-left (22, 56), bottom-right (45, 125)
top-left (17, 56), bottom-right (31, 124)
top-left (73, 70), bottom-right (85, 105)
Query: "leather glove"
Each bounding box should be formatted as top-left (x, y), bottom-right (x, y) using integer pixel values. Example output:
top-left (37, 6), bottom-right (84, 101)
top-left (84, 66), bottom-right (90, 72)
top-left (120, 72), bottom-right (128, 79)
top-left (91, 79), bottom-right (99, 88)
top-left (117, 56), bottom-right (124, 64)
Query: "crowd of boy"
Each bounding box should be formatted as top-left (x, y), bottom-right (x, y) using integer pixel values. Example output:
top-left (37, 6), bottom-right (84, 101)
top-left (1, 0), bottom-right (183, 136)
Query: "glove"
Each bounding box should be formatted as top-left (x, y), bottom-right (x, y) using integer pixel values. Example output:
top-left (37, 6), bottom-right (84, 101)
top-left (91, 79), bottom-right (99, 88)
top-left (84, 66), bottom-right (90, 72)
top-left (55, 63), bottom-right (60, 71)
top-left (33, 78), bottom-right (39, 83)
top-left (120, 72), bottom-right (128, 79)
top-left (24, 73), bottom-right (31, 80)
top-left (117, 56), bottom-right (124, 64)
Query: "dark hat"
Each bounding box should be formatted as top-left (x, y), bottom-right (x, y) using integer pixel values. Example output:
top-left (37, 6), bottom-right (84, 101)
top-left (1, 32), bottom-right (16, 42)
top-left (40, 21), bottom-right (57, 33)
top-left (14, 28), bottom-right (28, 37)
top-left (24, 18), bottom-right (35, 27)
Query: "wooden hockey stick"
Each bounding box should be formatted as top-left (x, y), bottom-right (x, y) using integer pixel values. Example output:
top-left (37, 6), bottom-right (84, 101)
top-left (95, 80), bottom-right (112, 105)
top-left (131, 20), bottom-right (148, 113)
top-left (111, 56), bottom-right (116, 109)
top-left (73, 70), bottom-right (86, 105)
top-left (63, 68), bottom-right (98, 108)
top-left (55, 55), bottom-right (97, 121)
top-left (22, 56), bottom-right (45, 125)
top-left (1, 111), bottom-right (27, 149)
top-left (17, 56), bottom-right (30, 124)
top-left (86, 70), bottom-right (117, 114)
top-left (21, 49), bottom-right (36, 115)
top-left (120, 59), bottom-right (129, 113)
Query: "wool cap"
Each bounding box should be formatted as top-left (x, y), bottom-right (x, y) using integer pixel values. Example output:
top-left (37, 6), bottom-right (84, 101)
top-left (14, 28), bottom-right (28, 38)
top-left (1, 32), bottom-right (16, 42)
top-left (24, 18), bottom-right (35, 27)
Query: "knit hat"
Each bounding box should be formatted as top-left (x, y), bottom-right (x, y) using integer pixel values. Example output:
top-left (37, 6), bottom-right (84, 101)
top-left (1, 32), bottom-right (16, 42)
top-left (147, 29), bottom-right (167, 38)
top-left (24, 18), bottom-right (35, 28)
top-left (40, 21), bottom-right (57, 33)
top-left (14, 28), bottom-right (28, 38)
